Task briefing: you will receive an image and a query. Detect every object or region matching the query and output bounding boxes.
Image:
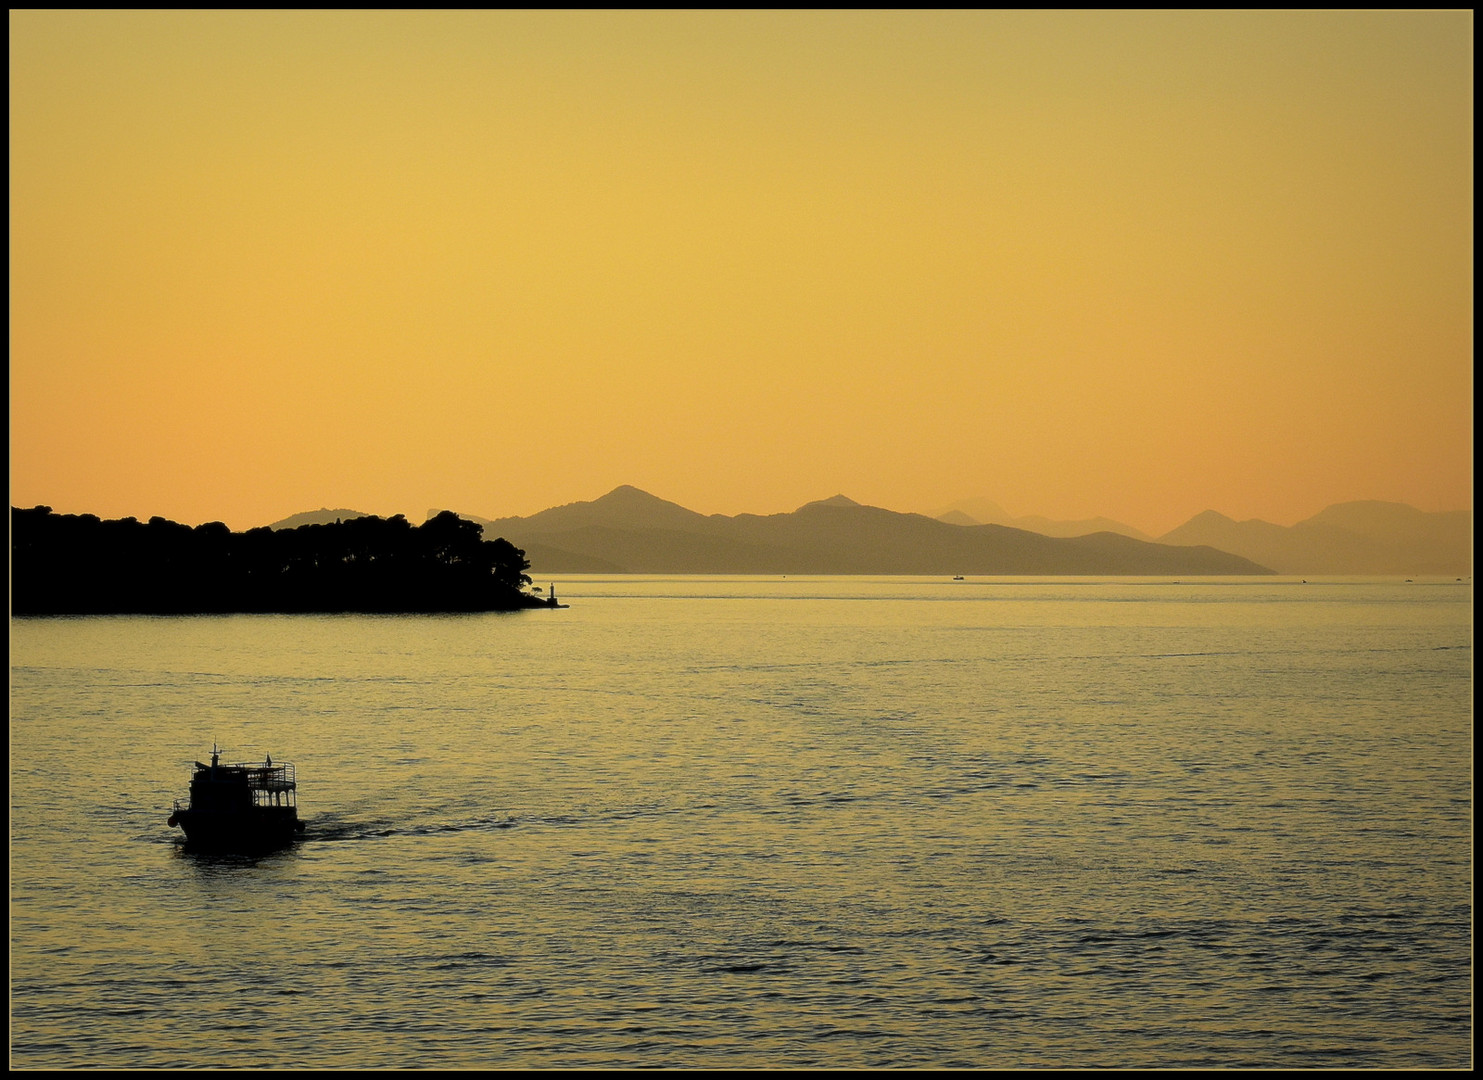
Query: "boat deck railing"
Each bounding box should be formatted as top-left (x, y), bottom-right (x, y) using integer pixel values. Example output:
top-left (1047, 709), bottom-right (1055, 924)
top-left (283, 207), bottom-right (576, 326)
top-left (245, 762), bottom-right (295, 793)
top-left (195, 760), bottom-right (296, 791)
top-left (174, 792), bottom-right (296, 812)
top-left (183, 760), bottom-right (298, 809)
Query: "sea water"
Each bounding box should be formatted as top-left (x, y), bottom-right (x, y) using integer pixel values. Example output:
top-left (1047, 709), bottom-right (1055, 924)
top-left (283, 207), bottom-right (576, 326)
top-left (9, 577), bottom-right (1472, 1068)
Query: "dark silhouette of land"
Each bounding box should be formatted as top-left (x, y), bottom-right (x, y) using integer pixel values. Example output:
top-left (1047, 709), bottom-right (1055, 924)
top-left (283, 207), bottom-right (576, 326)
top-left (266, 507), bottom-right (375, 530)
top-left (442, 486), bottom-right (1274, 575)
top-left (11, 507), bottom-right (550, 615)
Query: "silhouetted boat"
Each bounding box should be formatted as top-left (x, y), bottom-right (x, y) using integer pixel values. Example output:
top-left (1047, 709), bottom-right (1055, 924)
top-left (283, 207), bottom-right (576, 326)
top-left (168, 746), bottom-right (304, 850)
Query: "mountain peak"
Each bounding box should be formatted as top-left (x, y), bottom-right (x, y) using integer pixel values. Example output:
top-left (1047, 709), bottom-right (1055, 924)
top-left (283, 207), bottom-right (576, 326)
top-left (799, 494), bottom-right (861, 511)
top-left (503, 484), bottom-right (714, 534)
top-left (1186, 509), bottom-right (1239, 526)
top-left (596, 484), bottom-right (669, 504)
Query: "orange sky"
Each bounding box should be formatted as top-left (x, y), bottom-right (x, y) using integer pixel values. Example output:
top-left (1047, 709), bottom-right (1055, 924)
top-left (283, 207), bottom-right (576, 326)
top-left (10, 11), bottom-right (1473, 535)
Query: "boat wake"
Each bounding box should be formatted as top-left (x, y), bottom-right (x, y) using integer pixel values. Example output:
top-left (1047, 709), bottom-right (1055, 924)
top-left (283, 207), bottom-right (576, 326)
top-left (304, 812), bottom-right (519, 843)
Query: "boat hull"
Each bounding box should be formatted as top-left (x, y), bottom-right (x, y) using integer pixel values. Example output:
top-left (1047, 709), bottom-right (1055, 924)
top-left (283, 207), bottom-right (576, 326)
top-left (170, 806), bottom-right (303, 851)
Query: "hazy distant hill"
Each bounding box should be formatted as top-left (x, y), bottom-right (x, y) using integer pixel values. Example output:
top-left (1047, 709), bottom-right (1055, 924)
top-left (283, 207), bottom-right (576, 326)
top-left (268, 507), bottom-right (373, 531)
top-left (934, 499), bottom-right (1153, 541)
top-left (1158, 501), bottom-right (1471, 575)
top-left (934, 497), bottom-right (1015, 525)
top-left (936, 509), bottom-right (982, 527)
top-left (445, 486), bottom-right (1270, 575)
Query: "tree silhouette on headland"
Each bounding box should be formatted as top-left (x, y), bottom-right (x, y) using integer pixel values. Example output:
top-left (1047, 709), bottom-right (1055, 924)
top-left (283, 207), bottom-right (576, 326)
top-left (11, 506), bottom-right (547, 614)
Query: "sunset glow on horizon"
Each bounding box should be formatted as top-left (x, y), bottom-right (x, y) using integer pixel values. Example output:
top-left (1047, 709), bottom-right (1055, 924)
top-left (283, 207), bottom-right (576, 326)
top-left (10, 10), bottom-right (1473, 535)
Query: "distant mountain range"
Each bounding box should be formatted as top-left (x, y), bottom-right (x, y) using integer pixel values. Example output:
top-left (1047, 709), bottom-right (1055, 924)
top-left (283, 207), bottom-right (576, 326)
top-left (933, 498), bottom-right (1470, 575)
top-left (272, 490), bottom-right (1470, 576)
top-left (430, 486), bottom-right (1271, 576)
top-left (933, 498), bottom-right (1154, 541)
top-left (1155, 501), bottom-right (1471, 575)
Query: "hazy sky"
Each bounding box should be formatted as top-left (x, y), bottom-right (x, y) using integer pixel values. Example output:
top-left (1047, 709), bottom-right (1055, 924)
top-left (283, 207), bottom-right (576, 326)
top-left (10, 11), bottom-right (1473, 534)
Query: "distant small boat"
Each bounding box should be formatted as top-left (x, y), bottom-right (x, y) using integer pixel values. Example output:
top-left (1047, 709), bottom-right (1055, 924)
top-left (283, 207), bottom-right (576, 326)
top-left (168, 746), bottom-right (304, 850)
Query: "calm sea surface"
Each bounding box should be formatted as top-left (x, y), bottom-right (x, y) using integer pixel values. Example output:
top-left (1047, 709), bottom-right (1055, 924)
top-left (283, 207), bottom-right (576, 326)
top-left (10, 577), bottom-right (1472, 1069)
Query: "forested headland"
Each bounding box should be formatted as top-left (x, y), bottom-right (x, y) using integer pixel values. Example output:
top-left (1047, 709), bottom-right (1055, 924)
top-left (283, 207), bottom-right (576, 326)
top-left (11, 506), bottom-right (549, 614)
